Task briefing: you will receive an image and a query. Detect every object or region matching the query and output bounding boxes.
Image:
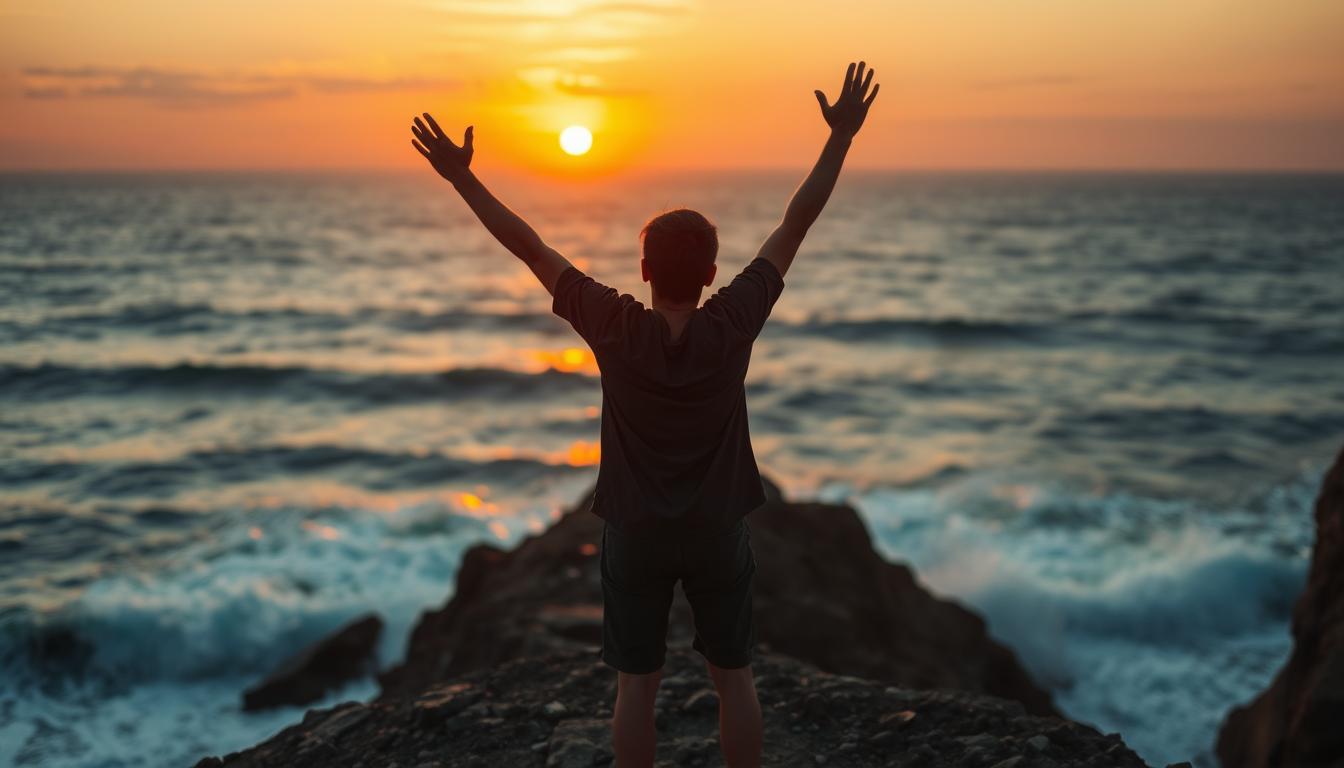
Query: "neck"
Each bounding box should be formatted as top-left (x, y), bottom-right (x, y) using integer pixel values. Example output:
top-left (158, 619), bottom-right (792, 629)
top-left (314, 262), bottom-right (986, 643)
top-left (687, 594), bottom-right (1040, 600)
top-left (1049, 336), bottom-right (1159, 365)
top-left (650, 293), bottom-right (700, 312)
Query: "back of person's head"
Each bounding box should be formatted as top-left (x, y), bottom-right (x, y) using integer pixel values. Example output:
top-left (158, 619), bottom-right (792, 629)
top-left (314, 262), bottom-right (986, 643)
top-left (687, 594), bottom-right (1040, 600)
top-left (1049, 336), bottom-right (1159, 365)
top-left (640, 208), bottom-right (718, 304)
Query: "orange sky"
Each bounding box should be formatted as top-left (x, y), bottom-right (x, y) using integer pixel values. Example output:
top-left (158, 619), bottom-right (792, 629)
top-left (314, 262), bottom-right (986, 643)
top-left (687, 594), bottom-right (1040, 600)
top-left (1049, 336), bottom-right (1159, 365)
top-left (2, 0), bottom-right (1342, 174)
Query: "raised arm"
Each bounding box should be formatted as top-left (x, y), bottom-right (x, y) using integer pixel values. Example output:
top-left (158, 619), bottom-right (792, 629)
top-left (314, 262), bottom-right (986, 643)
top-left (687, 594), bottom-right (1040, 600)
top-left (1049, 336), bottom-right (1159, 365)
top-left (757, 61), bottom-right (879, 279)
top-left (411, 114), bottom-right (572, 296)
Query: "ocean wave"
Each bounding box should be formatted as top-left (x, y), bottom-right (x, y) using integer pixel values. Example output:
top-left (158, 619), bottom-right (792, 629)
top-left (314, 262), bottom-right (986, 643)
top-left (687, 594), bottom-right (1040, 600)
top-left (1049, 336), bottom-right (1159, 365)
top-left (832, 469), bottom-right (1319, 767)
top-left (771, 316), bottom-right (1047, 344)
top-left (2, 445), bottom-right (585, 500)
top-left (0, 362), bottom-right (595, 403)
top-left (0, 302), bottom-right (565, 341)
top-left (0, 502), bottom-right (504, 689)
top-left (1035, 404), bottom-right (1344, 450)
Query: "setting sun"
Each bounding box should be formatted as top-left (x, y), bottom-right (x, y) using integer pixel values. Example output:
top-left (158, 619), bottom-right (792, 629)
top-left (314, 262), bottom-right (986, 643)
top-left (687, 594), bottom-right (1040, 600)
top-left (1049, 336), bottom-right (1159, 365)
top-left (559, 125), bottom-right (593, 157)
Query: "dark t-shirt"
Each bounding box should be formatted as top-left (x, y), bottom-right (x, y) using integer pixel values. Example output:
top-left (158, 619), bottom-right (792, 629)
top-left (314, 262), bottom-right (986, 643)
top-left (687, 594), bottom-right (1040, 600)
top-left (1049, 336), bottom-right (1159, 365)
top-left (552, 257), bottom-right (786, 535)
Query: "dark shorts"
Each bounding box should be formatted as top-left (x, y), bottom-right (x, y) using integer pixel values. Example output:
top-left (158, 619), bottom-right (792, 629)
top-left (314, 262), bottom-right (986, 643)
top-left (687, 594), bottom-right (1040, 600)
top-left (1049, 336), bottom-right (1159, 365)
top-left (598, 516), bottom-right (757, 674)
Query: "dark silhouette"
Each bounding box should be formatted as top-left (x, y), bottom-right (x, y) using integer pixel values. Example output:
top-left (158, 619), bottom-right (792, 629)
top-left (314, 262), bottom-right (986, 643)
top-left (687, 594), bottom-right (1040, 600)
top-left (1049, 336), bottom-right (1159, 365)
top-left (411, 60), bottom-right (878, 768)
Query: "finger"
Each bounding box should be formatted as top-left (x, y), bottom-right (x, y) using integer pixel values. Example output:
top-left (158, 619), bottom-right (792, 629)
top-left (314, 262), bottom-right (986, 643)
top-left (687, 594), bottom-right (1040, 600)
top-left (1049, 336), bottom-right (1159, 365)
top-left (814, 89), bottom-right (830, 113)
top-left (853, 61), bottom-right (866, 99)
top-left (412, 125), bottom-right (438, 150)
top-left (463, 125), bottom-right (474, 151)
top-left (859, 67), bottom-right (875, 99)
top-left (412, 139), bottom-right (431, 159)
top-left (413, 118), bottom-right (433, 144)
top-left (423, 112), bottom-right (448, 142)
top-left (863, 82), bottom-right (880, 107)
top-left (842, 62), bottom-right (855, 96)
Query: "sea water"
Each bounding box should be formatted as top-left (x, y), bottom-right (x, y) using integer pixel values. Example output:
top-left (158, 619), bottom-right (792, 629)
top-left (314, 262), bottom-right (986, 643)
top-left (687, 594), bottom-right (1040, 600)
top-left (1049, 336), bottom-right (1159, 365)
top-left (2, 171), bottom-right (1342, 766)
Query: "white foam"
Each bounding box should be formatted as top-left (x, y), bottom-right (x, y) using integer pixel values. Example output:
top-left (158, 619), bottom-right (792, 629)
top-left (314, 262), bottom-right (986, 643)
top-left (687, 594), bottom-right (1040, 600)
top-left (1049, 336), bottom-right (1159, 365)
top-left (820, 470), bottom-right (1317, 767)
top-left (1, 476), bottom-right (589, 766)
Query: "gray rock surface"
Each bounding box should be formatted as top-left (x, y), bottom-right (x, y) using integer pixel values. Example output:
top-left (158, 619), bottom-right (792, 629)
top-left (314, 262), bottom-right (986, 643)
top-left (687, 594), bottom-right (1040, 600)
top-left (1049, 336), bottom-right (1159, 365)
top-left (198, 646), bottom-right (1146, 767)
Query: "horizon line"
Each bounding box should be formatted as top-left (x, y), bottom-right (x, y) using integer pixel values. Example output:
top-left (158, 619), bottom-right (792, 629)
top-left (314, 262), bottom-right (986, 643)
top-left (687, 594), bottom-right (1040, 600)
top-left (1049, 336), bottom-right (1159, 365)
top-left (3, 165), bottom-right (1343, 176)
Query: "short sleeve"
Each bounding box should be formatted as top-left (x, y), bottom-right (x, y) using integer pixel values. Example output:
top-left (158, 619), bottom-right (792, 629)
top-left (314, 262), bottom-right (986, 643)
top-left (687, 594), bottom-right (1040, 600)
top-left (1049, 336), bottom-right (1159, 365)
top-left (702, 257), bottom-right (786, 341)
top-left (551, 265), bottom-right (628, 347)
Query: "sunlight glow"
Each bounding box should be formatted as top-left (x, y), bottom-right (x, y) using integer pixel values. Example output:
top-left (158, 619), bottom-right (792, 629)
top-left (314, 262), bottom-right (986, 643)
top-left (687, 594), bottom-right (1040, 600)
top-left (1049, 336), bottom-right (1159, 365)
top-left (567, 440), bottom-right (601, 466)
top-left (559, 125), bottom-right (593, 156)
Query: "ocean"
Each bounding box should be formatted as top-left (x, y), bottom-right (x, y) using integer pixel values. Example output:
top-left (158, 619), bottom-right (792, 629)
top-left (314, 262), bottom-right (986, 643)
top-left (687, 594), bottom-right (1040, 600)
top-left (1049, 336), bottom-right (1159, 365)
top-left (2, 170), bottom-right (1342, 767)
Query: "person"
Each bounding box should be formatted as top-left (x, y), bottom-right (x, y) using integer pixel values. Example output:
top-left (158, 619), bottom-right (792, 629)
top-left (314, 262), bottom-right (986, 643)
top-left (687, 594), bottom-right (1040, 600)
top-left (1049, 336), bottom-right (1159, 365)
top-left (410, 60), bottom-right (878, 768)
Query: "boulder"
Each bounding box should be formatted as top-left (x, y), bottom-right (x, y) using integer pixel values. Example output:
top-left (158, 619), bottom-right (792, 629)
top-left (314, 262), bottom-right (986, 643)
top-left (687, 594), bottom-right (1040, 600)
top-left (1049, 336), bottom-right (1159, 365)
top-left (243, 613), bottom-right (382, 711)
top-left (378, 477), bottom-right (1056, 716)
top-left (1217, 444), bottom-right (1344, 767)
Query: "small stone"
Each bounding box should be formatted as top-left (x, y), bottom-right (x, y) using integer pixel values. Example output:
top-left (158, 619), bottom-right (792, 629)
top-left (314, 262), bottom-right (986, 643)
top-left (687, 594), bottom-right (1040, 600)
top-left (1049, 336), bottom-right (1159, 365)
top-left (988, 758), bottom-right (1023, 768)
top-left (838, 741), bottom-right (857, 752)
top-left (960, 733), bottom-right (998, 750)
top-left (879, 710), bottom-right (917, 729)
top-left (1027, 735), bottom-right (1050, 752)
top-left (814, 755), bottom-right (827, 765)
top-left (543, 700), bottom-right (568, 719)
top-left (461, 701), bottom-right (494, 718)
top-left (868, 730), bottom-right (895, 745)
top-left (683, 688), bottom-right (719, 714)
top-left (546, 719), bottom-right (610, 768)
top-left (530, 741), bottom-right (548, 753)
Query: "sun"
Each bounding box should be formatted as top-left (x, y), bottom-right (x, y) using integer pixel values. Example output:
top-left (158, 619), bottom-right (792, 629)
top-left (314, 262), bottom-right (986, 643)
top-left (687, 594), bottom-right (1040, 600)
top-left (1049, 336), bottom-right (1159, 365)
top-left (559, 125), bottom-right (593, 156)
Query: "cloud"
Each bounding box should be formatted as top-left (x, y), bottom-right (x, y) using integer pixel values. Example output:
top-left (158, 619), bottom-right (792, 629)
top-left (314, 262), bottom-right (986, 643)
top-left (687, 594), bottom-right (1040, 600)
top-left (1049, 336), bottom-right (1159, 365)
top-left (20, 66), bottom-right (457, 107)
top-left (430, 0), bottom-right (692, 97)
top-left (553, 73), bottom-right (644, 97)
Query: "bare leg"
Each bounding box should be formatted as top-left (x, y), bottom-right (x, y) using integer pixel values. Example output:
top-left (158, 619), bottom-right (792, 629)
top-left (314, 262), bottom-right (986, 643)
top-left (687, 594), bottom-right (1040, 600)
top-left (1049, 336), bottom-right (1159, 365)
top-left (613, 668), bottom-right (662, 767)
top-left (705, 660), bottom-right (763, 768)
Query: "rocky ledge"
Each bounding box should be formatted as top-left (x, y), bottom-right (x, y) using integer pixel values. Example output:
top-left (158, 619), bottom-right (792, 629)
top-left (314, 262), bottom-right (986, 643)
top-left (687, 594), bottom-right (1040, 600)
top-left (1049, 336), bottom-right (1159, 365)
top-left (197, 645), bottom-right (1146, 768)
top-left (379, 477), bottom-right (1055, 716)
top-left (200, 476), bottom-right (1162, 766)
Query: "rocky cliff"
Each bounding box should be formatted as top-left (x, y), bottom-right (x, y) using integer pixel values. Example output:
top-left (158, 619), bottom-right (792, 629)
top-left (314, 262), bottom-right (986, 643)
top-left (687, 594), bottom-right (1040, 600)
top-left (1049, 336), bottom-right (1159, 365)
top-left (1217, 445), bottom-right (1344, 768)
top-left (379, 477), bottom-right (1056, 716)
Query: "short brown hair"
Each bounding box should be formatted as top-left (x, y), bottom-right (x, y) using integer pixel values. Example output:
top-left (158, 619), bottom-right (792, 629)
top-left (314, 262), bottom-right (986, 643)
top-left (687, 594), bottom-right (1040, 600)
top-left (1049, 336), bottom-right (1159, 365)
top-left (640, 208), bottom-right (718, 303)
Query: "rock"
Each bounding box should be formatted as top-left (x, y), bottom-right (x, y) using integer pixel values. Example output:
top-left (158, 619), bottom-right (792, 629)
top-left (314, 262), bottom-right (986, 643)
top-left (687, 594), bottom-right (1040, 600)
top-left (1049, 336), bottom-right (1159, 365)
top-left (196, 645), bottom-right (1144, 768)
top-left (543, 700), bottom-right (568, 719)
top-left (879, 710), bottom-right (917, 729)
top-left (1217, 444), bottom-right (1344, 768)
top-left (989, 758), bottom-right (1023, 768)
top-left (546, 719), bottom-right (610, 768)
top-left (243, 614), bottom-right (382, 711)
top-left (682, 688), bottom-right (719, 714)
top-left (1027, 734), bottom-right (1050, 752)
top-left (379, 476), bottom-right (1056, 717)
top-left (960, 732), bottom-right (998, 750)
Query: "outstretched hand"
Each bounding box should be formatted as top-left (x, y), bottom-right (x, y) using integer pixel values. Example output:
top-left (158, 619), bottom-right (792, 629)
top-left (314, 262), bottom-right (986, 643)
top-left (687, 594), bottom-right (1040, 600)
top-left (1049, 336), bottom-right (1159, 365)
top-left (814, 61), bottom-right (879, 138)
top-left (411, 113), bottom-right (474, 182)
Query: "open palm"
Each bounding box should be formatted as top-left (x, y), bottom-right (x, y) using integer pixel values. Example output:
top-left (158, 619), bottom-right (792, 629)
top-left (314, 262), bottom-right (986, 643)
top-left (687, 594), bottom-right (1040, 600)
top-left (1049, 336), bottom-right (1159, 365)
top-left (814, 61), bottom-right (879, 138)
top-left (411, 113), bottom-right (473, 182)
